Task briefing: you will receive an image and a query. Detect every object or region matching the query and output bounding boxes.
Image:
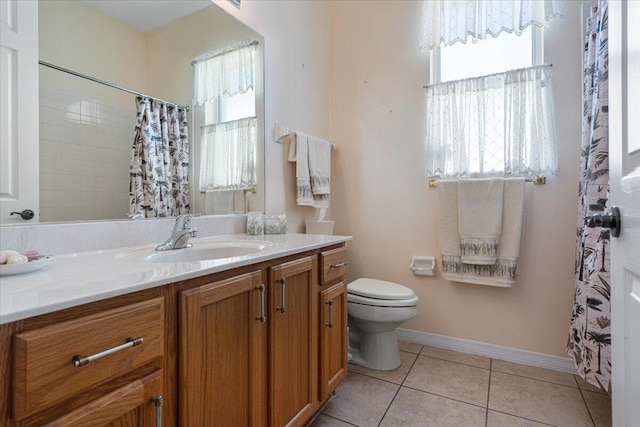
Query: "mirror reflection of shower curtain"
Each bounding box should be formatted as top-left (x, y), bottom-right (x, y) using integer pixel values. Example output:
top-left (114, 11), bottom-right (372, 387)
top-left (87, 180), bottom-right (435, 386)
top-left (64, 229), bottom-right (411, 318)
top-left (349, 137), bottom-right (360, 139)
top-left (129, 97), bottom-right (190, 218)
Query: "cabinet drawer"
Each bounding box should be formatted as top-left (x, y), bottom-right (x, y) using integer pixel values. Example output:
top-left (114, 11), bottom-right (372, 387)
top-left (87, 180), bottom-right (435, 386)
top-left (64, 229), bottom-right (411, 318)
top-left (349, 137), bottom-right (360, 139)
top-left (320, 247), bottom-right (348, 285)
top-left (13, 297), bottom-right (164, 421)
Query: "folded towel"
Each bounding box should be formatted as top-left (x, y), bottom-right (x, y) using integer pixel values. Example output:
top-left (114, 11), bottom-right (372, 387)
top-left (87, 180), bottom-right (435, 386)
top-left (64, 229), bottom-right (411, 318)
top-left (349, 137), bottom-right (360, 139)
top-left (437, 178), bottom-right (525, 287)
top-left (493, 178), bottom-right (525, 282)
top-left (288, 132), bottom-right (330, 208)
top-left (437, 180), bottom-right (461, 274)
top-left (458, 178), bottom-right (504, 265)
top-left (205, 189), bottom-right (245, 214)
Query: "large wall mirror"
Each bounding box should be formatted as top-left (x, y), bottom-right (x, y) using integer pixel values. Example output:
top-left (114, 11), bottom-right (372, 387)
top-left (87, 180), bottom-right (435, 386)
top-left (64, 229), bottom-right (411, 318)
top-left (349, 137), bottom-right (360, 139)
top-left (36, 0), bottom-right (264, 223)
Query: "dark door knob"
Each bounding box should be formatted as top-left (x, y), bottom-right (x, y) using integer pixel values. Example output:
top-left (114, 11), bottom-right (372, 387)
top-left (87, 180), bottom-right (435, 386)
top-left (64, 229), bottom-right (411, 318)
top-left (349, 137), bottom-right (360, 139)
top-left (585, 206), bottom-right (621, 237)
top-left (10, 210), bottom-right (35, 221)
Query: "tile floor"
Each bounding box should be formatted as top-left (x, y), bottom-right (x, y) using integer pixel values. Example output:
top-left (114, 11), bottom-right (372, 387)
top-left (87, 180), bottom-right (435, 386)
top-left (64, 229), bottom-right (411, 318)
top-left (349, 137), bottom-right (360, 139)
top-left (309, 341), bottom-right (611, 427)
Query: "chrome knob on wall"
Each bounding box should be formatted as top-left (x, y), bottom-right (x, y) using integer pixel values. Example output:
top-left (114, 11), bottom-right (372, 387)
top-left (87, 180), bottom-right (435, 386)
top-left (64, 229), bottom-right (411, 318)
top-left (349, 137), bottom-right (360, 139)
top-left (10, 210), bottom-right (35, 220)
top-left (585, 206), bottom-right (621, 237)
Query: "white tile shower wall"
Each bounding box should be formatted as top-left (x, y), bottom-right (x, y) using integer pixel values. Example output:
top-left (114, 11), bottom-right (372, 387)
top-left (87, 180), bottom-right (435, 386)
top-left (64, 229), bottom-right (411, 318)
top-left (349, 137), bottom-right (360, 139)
top-left (39, 85), bottom-right (136, 222)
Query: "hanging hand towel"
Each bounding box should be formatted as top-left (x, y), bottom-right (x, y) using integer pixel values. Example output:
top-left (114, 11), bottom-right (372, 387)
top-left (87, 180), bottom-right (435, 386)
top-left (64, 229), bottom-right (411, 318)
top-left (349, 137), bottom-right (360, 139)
top-left (438, 178), bottom-right (525, 287)
top-left (288, 132), bottom-right (330, 208)
top-left (458, 178), bottom-right (504, 265)
top-left (491, 178), bottom-right (525, 286)
top-left (437, 180), bottom-right (462, 277)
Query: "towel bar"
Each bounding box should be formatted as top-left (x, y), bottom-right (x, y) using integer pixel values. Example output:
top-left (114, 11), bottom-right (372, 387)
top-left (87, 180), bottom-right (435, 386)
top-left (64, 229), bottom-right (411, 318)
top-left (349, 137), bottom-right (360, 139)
top-left (428, 176), bottom-right (546, 188)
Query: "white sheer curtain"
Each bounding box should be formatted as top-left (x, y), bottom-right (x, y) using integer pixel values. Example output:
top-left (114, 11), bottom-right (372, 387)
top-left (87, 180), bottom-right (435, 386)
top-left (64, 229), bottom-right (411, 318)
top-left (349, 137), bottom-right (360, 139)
top-left (421, 0), bottom-right (564, 51)
top-left (193, 42), bottom-right (256, 105)
top-left (425, 65), bottom-right (557, 178)
top-left (199, 117), bottom-right (257, 191)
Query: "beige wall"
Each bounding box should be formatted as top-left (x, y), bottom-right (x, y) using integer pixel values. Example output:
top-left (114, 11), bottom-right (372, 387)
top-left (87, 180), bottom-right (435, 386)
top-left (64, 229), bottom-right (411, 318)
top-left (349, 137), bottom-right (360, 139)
top-left (329, 0), bottom-right (582, 358)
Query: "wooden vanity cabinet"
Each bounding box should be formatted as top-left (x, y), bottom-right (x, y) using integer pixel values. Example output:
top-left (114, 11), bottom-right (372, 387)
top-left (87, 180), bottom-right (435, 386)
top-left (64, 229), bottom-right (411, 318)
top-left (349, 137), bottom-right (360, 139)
top-left (1, 295), bottom-right (165, 427)
top-left (269, 256), bottom-right (318, 427)
top-left (1, 242), bottom-right (349, 427)
top-left (43, 370), bottom-right (163, 427)
top-left (179, 270), bottom-right (268, 427)
top-left (318, 248), bottom-right (349, 401)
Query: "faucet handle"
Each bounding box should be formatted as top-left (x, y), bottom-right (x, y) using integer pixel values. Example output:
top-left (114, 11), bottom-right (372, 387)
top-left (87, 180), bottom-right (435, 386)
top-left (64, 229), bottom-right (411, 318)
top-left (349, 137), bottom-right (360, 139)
top-left (190, 227), bottom-right (198, 238)
top-left (173, 214), bottom-right (193, 230)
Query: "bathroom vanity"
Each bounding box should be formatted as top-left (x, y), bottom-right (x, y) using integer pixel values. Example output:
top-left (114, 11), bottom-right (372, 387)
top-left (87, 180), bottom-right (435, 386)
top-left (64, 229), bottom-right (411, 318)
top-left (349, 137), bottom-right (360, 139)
top-left (0, 234), bottom-right (350, 427)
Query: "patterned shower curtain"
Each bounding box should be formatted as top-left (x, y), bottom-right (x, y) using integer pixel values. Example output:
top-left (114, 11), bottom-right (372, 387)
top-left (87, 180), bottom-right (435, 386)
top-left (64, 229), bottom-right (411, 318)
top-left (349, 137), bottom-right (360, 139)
top-left (567, 0), bottom-right (610, 391)
top-left (130, 97), bottom-right (190, 218)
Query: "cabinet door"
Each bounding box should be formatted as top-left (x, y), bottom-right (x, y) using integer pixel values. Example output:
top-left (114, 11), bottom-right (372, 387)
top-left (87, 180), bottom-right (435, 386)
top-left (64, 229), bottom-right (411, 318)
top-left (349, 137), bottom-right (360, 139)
top-left (44, 370), bottom-right (163, 427)
top-left (269, 256), bottom-right (318, 427)
top-left (319, 282), bottom-right (348, 400)
top-left (180, 271), bottom-right (267, 427)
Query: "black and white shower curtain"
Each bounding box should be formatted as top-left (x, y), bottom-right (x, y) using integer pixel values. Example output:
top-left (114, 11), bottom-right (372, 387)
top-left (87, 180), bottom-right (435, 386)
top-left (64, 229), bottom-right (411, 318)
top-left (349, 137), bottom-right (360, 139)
top-left (567, 0), bottom-right (610, 391)
top-left (129, 97), bottom-right (190, 217)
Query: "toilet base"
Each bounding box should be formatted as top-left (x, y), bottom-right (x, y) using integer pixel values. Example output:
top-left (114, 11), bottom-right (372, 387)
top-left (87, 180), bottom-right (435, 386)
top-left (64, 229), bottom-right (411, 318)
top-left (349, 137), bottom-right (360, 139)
top-left (348, 329), bottom-right (401, 371)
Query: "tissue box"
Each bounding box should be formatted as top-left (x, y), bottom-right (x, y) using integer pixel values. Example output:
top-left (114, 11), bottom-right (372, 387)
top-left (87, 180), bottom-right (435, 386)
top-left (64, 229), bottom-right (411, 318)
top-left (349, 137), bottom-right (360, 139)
top-left (265, 214), bottom-right (288, 234)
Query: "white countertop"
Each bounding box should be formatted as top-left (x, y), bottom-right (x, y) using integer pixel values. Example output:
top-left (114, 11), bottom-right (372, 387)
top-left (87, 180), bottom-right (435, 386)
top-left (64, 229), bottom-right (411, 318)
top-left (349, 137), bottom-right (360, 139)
top-left (0, 233), bottom-right (351, 324)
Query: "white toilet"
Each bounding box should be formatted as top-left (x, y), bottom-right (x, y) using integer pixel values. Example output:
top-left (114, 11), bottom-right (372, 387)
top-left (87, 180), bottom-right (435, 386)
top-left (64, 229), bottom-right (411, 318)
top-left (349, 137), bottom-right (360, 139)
top-left (347, 278), bottom-right (419, 371)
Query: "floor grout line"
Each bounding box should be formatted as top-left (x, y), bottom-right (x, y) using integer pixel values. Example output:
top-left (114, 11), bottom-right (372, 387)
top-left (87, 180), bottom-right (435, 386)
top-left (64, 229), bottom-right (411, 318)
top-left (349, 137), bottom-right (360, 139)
top-left (576, 381), bottom-right (598, 427)
top-left (485, 358), bottom-right (493, 427)
top-left (376, 348), bottom-right (422, 426)
top-left (487, 409), bottom-right (557, 426)
top-left (491, 370), bottom-right (583, 390)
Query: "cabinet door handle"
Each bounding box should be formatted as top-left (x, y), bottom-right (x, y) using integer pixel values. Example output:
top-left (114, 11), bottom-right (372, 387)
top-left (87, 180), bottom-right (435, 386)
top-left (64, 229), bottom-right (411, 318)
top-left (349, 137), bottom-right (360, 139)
top-left (277, 278), bottom-right (286, 313)
top-left (256, 284), bottom-right (266, 323)
top-left (72, 337), bottom-right (143, 367)
top-left (331, 261), bottom-right (348, 269)
top-left (152, 395), bottom-right (163, 427)
top-left (325, 300), bottom-right (334, 328)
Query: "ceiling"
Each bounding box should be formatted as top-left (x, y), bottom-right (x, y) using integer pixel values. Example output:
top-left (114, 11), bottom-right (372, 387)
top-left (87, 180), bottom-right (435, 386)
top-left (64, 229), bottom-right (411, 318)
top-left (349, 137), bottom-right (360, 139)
top-left (78, 0), bottom-right (213, 33)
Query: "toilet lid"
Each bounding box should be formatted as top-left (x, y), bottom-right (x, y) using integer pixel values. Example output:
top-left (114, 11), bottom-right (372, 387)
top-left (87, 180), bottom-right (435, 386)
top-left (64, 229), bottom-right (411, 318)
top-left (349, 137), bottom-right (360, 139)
top-left (348, 278), bottom-right (416, 300)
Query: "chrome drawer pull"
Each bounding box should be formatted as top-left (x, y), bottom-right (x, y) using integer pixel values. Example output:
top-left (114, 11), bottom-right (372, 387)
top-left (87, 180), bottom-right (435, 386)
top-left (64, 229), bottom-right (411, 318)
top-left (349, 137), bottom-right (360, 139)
top-left (72, 337), bottom-right (143, 367)
top-left (325, 300), bottom-right (334, 328)
top-left (277, 278), bottom-right (286, 313)
top-left (153, 395), bottom-right (163, 427)
top-left (256, 284), bottom-right (266, 323)
top-left (330, 261), bottom-right (348, 269)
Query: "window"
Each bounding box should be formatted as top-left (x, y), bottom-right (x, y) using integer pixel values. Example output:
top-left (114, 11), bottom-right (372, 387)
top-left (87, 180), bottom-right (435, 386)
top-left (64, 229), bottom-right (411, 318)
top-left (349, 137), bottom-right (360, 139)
top-left (432, 26), bottom-right (543, 83)
top-left (425, 27), bottom-right (557, 179)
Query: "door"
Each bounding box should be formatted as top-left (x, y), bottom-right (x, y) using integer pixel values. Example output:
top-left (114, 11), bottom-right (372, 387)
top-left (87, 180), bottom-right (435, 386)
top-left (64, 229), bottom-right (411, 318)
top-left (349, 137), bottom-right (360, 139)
top-left (609, 1), bottom-right (640, 425)
top-left (180, 271), bottom-right (267, 427)
top-left (0, 0), bottom-right (39, 223)
top-left (269, 256), bottom-right (318, 427)
top-left (319, 281), bottom-right (348, 401)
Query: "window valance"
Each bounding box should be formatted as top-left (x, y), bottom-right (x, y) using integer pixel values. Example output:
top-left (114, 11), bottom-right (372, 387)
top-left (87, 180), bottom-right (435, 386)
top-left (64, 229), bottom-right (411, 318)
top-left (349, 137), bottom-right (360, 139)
top-left (420, 0), bottom-right (564, 51)
top-left (193, 41), bottom-right (257, 106)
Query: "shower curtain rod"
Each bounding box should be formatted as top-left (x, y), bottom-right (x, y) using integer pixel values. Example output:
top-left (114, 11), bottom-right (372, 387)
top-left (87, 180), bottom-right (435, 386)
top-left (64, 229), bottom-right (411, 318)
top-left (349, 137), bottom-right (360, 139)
top-left (191, 40), bottom-right (259, 65)
top-left (39, 60), bottom-right (190, 111)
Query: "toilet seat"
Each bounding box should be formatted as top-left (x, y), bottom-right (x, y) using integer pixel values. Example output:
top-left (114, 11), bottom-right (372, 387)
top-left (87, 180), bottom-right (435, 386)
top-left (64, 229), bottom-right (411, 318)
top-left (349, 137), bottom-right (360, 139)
top-left (348, 278), bottom-right (418, 307)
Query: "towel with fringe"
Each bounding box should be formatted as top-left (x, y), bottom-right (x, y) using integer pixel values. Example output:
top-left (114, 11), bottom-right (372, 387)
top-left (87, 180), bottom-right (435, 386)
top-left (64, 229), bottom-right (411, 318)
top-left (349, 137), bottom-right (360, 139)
top-left (288, 132), bottom-right (331, 208)
top-left (458, 178), bottom-right (504, 265)
top-left (438, 178), bottom-right (525, 287)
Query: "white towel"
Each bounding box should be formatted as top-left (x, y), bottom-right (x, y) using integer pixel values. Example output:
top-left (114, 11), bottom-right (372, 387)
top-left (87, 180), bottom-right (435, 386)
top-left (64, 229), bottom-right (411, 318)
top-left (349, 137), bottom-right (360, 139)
top-left (437, 180), bottom-right (461, 274)
top-left (458, 178), bottom-right (504, 265)
top-left (288, 132), bottom-right (330, 208)
top-left (205, 190), bottom-right (245, 215)
top-left (437, 178), bottom-right (525, 287)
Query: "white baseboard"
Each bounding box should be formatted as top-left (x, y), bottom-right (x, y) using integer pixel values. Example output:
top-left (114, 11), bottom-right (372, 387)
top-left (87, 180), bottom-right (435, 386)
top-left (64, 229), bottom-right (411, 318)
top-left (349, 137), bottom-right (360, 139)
top-left (396, 328), bottom-right (577, 374)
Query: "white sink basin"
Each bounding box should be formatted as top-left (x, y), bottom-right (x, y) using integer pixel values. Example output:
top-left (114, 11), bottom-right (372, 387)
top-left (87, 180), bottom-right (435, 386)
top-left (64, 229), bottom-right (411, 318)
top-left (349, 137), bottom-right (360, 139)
top-left (117, 240), bottom-right (275, 263)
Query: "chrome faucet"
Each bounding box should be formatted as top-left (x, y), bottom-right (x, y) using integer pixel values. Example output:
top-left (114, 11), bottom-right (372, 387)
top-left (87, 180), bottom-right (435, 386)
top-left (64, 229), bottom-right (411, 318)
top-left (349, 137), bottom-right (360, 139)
top-left (155, 214), bottom-right (198, 251)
